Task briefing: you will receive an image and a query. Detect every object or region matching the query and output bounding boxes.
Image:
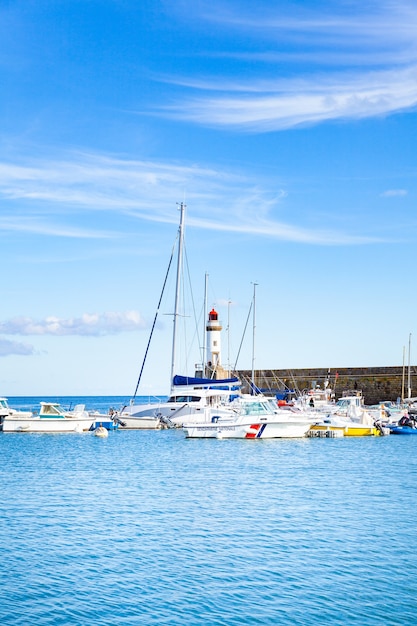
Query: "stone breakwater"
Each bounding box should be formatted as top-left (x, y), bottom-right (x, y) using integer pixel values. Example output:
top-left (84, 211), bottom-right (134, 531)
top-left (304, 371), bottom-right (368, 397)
top-left (238, 366), bottom-right (416, 405)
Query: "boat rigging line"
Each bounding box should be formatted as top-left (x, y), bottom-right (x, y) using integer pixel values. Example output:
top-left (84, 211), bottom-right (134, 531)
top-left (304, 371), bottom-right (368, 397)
top-left (233, 299), bottom-right (252, 374)
top-left (130, 240), bottom-right (176, 403)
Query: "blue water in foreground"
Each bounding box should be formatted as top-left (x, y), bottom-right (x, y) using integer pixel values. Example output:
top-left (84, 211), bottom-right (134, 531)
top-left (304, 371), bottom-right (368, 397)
top-left (2, 397), bottom-right (417, 625)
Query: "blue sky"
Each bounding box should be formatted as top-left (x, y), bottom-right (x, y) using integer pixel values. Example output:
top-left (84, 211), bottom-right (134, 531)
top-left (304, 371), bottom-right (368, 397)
top-left (1, 0), bottom-right (417, 396)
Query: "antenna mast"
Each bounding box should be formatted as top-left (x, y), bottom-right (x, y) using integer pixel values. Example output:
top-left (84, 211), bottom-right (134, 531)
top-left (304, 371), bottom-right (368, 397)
top-left (170, 202), bottom-right (186, 391)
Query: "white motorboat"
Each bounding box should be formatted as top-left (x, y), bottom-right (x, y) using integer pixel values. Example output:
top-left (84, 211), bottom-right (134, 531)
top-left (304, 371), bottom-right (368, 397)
top-left (0, 397), bottom-right (33, 430)
top-left (366, 401), bottom-right (408, 426)
top-left (183, 395), bottom-right (313, 439)
top-left (2, 402), bottom-right (95, 433)
top-left (309, 391), bottom-right (385, 436)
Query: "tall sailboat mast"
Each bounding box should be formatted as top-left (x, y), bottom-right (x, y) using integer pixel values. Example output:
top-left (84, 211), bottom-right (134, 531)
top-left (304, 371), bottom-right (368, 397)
top-left (202, 272), bottom-right (208, 376)
top-left (251, 282), bottom-right (258, 393)
top-left (408, 332), bottom-right (412, 400)
top-left (170, 201), bottom-right (186, 391)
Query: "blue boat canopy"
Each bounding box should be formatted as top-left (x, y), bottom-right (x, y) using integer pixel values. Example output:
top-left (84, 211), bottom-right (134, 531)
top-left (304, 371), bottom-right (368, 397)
top-left (173, 374), bottom-right (240, 388)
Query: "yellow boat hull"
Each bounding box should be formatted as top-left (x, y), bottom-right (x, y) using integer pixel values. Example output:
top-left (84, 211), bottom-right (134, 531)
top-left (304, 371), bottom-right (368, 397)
top-left (309, 424), bottom-right (380, 437)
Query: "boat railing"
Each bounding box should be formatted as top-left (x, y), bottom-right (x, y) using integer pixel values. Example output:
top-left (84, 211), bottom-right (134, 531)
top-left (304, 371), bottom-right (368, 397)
top-left (342, 390), bottom-right (363, 398)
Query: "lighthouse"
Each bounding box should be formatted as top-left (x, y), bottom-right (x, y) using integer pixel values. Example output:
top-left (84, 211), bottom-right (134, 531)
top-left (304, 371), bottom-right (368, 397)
top-left (206, 308), bottom-right (223, 378)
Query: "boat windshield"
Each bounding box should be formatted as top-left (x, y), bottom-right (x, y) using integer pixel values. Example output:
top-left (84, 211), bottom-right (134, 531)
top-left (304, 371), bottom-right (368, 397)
top-left (40, 404), bottom-right (65, 416)
top-left (241, 401), bottom-right (271, 416)
top-left (336, 399), bottom-right (350, 408)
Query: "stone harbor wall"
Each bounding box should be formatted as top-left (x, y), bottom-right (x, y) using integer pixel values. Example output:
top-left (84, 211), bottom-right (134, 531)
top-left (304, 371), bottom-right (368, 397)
top-left (237, 366), bottom-right (417, 405)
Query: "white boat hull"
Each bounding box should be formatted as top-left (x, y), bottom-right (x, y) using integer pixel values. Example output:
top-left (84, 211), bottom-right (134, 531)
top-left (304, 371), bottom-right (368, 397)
top-left (120, 402), bottom-right (234, 428)
top-left (116, 414), bottom-right (162, 430)
top-left (2, 416), bottom-right (95, 433)
top-left (185, 418), bottom-right (311, 439)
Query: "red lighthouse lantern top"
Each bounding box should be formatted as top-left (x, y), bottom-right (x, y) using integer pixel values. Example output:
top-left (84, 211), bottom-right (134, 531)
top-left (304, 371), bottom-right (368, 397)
top-left (208, 308), bottom-right (218, 321)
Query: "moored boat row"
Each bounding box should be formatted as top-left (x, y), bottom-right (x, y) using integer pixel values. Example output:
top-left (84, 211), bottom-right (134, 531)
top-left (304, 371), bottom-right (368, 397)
top-left (2, 387), bottom-right (416, 438)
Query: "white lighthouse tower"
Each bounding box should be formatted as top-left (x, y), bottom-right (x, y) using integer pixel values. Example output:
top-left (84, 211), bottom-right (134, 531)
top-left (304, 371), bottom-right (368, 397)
top-left (206, 308), bottom-right (225, 378)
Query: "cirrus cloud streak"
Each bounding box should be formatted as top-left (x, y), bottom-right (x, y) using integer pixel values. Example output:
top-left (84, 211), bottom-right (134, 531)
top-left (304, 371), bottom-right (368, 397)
top-left (162, 1), bottom-right (417, 131)
top-left (164, 66), bottom-right (417, 132)
top-left (0, 152), bottom-right (386, 246)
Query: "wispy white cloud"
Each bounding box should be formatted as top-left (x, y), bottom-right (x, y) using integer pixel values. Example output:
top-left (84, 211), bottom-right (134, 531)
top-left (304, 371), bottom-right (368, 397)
top-left (0, 311), bottom-right (147, 337)
top-left (0, 216), bottom-right (114, 239)
top-left (201, 0), bottom-right (417, 46)
top-left (187, 0), bottom-right (417, 54)
top-left (163, 1), bottom-right (417, 130)
top-left (0, 338), bottom-right (35, 357)
top-left (0, 154), bottom-right (225, 214)
top-left (381, 189), bottom-right (408, 197)
top-left (164, 66), bottom-right (417, 132)
top-left (187, 214), bottom-right (380, 246)
top-left (0, 151), bottom-right (387, 245)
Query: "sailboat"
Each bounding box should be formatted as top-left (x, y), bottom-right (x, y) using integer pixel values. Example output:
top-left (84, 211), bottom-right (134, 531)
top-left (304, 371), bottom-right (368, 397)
top-left (117, 203), bottom-right (241, 429)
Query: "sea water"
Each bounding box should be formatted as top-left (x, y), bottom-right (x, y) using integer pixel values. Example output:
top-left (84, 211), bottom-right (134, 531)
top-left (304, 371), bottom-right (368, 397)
top-left (1, 397), bottom-right (417, 625)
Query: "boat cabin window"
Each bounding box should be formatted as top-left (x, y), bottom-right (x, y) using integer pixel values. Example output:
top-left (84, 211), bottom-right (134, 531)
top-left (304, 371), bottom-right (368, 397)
top-left (167, 395), bottom-right (201, 403)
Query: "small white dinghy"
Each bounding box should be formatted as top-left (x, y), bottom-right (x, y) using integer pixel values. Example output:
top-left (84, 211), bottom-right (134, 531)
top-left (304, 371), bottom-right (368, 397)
top-left (94, 424), bottom-right (108, 438)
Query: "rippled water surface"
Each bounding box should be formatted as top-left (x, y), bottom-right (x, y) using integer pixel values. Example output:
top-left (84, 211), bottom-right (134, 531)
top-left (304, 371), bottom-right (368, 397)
top-left (1, 398), bottom-right (417, 625)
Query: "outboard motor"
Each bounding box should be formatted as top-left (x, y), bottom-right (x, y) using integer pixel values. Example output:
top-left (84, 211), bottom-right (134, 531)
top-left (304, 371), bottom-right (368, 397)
top-left (156, 413), bottom-right (175, 429)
